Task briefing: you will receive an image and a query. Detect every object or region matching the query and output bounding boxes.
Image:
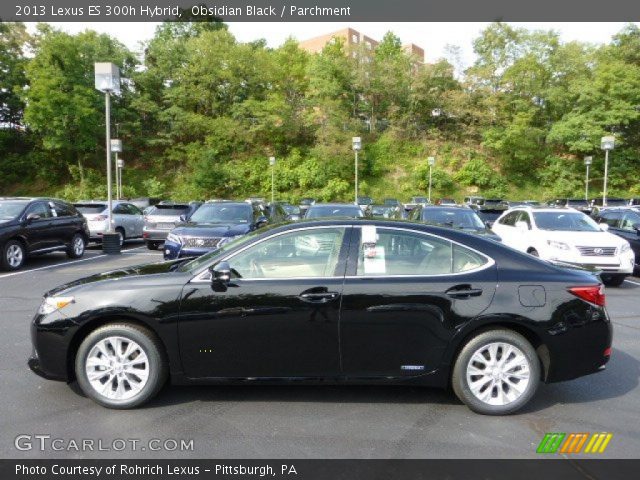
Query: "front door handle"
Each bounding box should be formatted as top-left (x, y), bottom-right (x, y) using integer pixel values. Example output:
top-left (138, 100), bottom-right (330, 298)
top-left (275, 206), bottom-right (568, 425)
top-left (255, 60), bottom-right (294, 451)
top-left (446, 285), bottom-right (483, 299)
top-left (299, 288), bottom-right (340, 303)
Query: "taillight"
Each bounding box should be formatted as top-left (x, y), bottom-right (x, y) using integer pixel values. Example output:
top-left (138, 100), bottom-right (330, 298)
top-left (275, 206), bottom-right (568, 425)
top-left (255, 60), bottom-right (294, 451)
top-left (568, 285), bottom-right (605, 307)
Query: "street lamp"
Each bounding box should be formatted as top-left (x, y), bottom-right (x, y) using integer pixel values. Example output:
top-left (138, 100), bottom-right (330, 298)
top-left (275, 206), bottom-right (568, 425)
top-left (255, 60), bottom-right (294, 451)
top-left (601, 136), bottom-right (615, 207)
top-left (269, 156), bottom-right (276, 204)
top-left (111, 139), bottom-right (123, 199)
top-left (427, 156), bottom-right (436, 204)
top-left (352, 137), bottom-right (362, 204)
top-left (94, 63), bottom-right (120, 252)
top-left (583, 156), bottom-right (592, 202)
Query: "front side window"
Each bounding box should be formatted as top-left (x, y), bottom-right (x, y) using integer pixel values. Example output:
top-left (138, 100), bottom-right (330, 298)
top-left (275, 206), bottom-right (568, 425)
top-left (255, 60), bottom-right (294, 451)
top-left (228, 228), bottom-right (346, 279)
top-left (499, 211), bottom-right (518, 226)
top-left (356, 227), bottom-right (488, 276)
top-left (621, 212), bottom-right (640, 231)
top-left (25, 202), bottom-right (52, 219)
top-left (599, 212), bottom-right (621, 228)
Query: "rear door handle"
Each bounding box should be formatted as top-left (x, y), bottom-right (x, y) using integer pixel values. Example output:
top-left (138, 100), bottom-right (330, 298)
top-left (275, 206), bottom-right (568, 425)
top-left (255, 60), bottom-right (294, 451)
top-left (446, 285), bottom-right (483, 299)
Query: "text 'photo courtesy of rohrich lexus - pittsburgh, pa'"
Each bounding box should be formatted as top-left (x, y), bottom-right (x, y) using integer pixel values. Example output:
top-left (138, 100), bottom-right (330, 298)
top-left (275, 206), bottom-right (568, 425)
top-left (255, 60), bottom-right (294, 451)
top-left (29, 220), bottom-right (613, 415)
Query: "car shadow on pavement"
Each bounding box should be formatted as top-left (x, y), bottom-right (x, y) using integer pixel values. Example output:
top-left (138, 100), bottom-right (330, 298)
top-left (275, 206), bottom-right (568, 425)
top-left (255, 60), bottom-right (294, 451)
top-left (519, 347), bottom-right (639, 414)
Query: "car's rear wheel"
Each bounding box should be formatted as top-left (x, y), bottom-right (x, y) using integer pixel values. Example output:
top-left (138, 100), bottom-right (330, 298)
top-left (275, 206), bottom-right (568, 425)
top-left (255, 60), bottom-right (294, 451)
top-left (1, 240), bottom-right (26, 271)
top-left (452, 329), bottom-right (540, 415)
top-left (67, 233), bottom-right (86, 259)
top-left (75, 324), bottom-right (167, 409)
top-left (601, 274), bottom-right (626, 287)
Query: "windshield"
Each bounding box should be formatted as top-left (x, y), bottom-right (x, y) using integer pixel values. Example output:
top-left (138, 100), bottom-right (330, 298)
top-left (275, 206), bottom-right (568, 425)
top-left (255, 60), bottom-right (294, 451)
top-left (606, 199), bottom-right (628, 206)
top-left (422, 209), bottom-right (485, 230)
top-left (567, 199), bottom-right (588, 206)
top-left (282, 205), bottom-right (300, 215)
top-left (148, 205), bottom-right (190, 216)
top-left (357, 197), bottom-right (373, 205)
top-left (74, 204), bottom-right (106, 214)
top-left (176, 230), bottom-right (262, 273)
top-left (189, 204), bottom-right (252, 224)
top-left (412, 197), bottom-right (427, 203)
top-left (533, 212), bottom-right (600, 231)
top-left (0, 201), bottom-right (26, 220)
top-left (305, 205), bottom-right (364, 218)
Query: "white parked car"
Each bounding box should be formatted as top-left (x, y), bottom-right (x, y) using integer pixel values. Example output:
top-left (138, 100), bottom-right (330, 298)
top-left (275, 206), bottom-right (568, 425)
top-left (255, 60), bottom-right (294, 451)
top-left (492, 207), bottom-right (634, 286)
top-left (74, 201), bottom-right (144, 246)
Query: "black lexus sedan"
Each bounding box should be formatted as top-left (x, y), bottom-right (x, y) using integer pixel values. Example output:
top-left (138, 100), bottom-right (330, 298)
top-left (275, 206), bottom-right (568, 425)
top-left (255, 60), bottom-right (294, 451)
top-left (29, 220), bottom-right (612, 415)
top-left (1, 197), bottom-right (89, 271)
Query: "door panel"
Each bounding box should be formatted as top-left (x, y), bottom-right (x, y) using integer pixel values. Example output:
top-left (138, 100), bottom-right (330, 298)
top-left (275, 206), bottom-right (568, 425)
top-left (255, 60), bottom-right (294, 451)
top-left (22, 202), bottom-right (55, 252)
top-left (340, 227), bottom-right (498, 378)
top-left (178, 226), bottom-right (351, 378)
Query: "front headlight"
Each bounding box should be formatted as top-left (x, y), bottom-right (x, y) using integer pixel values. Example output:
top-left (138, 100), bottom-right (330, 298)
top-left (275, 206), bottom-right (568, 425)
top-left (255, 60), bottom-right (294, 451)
top-left (620, 242), bottom-right (631, 254)
top-left (547, 240), bottom-right (570, 250)
top-left (166, 233), bottom-right (182, 244)
top-left (38, 296), bottom-right (75, 315)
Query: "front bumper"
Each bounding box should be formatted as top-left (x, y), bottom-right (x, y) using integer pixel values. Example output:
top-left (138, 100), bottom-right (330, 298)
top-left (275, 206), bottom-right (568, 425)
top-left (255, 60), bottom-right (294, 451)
top-left (546, 251), bottom-right (635, 275)
top-left (163, 240), bottom-right (218, 260)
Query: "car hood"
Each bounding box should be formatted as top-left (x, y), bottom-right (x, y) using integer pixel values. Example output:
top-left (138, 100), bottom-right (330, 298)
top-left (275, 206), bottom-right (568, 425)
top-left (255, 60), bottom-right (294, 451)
top-left (172, 222), bottom-right (251, 238)
top-left (45, 259), bottom-right (190, 296)
top-left (542, 230), bottom-right (626, 247)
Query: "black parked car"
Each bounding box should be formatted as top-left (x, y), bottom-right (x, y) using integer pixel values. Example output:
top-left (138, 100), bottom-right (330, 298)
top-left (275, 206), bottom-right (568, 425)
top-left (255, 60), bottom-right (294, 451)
top-left (0, 197), bottom-right (89, 271)
top-left (593, 208), bottom-right (640, 272)
top-left (409, 205), bottom-right (501, 241)
top-left (30, 219), bottom-right (611, 414)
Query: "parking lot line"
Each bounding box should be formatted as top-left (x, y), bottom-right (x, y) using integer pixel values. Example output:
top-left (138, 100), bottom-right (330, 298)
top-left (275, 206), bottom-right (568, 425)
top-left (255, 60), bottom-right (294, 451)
top-left (0, 253), bottom-right (106, 279)
top-left (624, 279), bottom-right (640, 287)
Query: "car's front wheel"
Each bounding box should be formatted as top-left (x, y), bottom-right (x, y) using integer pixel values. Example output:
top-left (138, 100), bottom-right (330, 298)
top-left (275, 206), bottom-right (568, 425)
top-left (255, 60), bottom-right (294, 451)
top-left (1, 239), bottom-right (26, 271)
top-left (75, 324), bottom-right (167, 409)
top-left (452, 328), bottom-right (540, 415)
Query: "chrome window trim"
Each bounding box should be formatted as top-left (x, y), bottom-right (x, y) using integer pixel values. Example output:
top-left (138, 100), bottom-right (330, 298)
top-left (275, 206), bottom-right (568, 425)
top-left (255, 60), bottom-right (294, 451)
top-left (189, 223), bottom-right (496, 283)
top-left (189, 225), bottom-right (350, 283)
top-left (349, 225), bottom-right (496, 278)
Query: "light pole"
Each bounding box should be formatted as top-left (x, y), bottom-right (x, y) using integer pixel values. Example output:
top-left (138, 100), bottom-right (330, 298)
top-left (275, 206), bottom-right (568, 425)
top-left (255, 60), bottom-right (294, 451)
top-left (427, 156), bottom-right (436, 204)
top-left (352, 137), bottom-right (362, 204)
top-left (94, 63), bottom-right (120, 243)
top-left (601, 136), bottom-right (615, 207)
top-left (117, 158), bottom-right (124, 199)
top-left (269, 156), bottom-right (276, 204)
top-left (584, 156), bottom-right (592, 202)
top-left (111, 139), bottom-right (122, 199)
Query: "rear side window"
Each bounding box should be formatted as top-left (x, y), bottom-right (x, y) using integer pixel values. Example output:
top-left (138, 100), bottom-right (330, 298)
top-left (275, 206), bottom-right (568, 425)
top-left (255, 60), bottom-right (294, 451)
top-left (52, 201), bottom-right (75, 217)
top-left (356, 227), bottom-right (489, 276)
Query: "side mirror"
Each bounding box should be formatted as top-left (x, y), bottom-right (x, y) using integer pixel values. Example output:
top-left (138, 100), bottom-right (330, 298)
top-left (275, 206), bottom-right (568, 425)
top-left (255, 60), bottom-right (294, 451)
top-left (632, 222), bottom-right (640, 233)
top-left (256, 216), bottom-right (268, 227)
top-left (485, 221), bottom-right (492, 229)
top-left (179, 214), bottom-right (187, 222)
top-left (515, 221), bottom-right (529, 231)
top-left (209, 261), bottom-right (232, 292)
top-left (599, 223), bottom-right (610, 232)
top-left (26, 213), bottom-right (41, 223)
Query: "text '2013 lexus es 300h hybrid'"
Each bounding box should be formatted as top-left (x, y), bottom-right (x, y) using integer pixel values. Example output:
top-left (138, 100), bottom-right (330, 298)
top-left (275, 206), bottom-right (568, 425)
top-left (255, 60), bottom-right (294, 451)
top-left (28, 219), bottom-right (612, 415)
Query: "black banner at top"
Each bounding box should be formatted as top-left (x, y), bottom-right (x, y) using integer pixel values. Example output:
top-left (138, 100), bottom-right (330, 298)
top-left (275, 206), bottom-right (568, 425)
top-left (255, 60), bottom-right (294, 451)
top-left (2, 0), bottom-right (640, 22)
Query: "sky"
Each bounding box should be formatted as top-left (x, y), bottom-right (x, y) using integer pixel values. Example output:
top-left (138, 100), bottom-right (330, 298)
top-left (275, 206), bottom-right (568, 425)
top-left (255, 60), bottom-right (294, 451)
top-left (26, 22), bottom-right (636, 68)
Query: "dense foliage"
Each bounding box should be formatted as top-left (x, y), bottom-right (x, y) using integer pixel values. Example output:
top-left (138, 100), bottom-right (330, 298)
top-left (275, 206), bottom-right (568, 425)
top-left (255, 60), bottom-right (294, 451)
top-left (1, 21), bottom-right (639, 201)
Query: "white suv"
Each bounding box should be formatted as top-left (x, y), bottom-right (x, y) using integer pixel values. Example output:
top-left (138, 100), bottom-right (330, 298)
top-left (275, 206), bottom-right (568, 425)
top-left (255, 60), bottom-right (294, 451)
top-left (492, 207), bottom-right (634, 286)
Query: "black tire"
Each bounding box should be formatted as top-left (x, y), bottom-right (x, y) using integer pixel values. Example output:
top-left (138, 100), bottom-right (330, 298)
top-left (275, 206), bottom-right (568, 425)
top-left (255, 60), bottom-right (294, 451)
top-left (146, 241), bottom-right (159, 250)
top-left (74, 323), bottom-right (167, 409)
top-left (1, 239), bottom-right (26, 271)
top-left (601, 274), bottom-right (626, 287)
top-left (115, 228), bottom-right (125, 247)
top-left (528, 248), bottom-right (540, 257)
top-left (66, 233), bottom-right (86, 259)
top-left (452, 328), bottom-right (540, 415)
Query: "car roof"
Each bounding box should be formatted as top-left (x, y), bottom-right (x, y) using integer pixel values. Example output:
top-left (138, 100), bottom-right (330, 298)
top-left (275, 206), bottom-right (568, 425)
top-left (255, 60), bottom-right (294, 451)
top-left (309, 203), bottom-right (360, 207)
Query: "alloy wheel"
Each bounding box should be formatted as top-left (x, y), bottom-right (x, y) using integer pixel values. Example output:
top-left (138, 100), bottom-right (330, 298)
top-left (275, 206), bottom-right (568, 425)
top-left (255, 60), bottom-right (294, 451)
top-left (73, 236), bottom-right (84, 256)
top-left (84, 336), bottom-right (150, 401)
top-left (6, 244), bottom-right (24, 268)
top-left (465, 342), bottom-right (531, 406)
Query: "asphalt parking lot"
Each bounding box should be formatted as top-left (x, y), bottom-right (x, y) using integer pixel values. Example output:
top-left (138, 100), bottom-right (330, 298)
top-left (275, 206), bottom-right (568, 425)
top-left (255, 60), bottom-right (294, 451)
top-left (1, 243), bottom-right (639, 459)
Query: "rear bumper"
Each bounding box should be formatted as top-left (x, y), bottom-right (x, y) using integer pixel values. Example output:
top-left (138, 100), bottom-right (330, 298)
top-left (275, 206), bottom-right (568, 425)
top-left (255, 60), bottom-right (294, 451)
top-left (143, 229), bottom-right (170, 241)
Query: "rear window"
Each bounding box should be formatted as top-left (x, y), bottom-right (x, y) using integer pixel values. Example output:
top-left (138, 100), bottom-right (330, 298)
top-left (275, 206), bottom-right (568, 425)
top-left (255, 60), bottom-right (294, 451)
top-left (149, 205), bottom-right (190, 216)
top-left (74, 204), bottom-right (106, 214)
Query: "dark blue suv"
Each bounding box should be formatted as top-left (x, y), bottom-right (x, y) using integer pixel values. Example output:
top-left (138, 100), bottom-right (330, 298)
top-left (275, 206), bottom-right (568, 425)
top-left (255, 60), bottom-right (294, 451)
top-left (163, 201), bottom-right (280, 259)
